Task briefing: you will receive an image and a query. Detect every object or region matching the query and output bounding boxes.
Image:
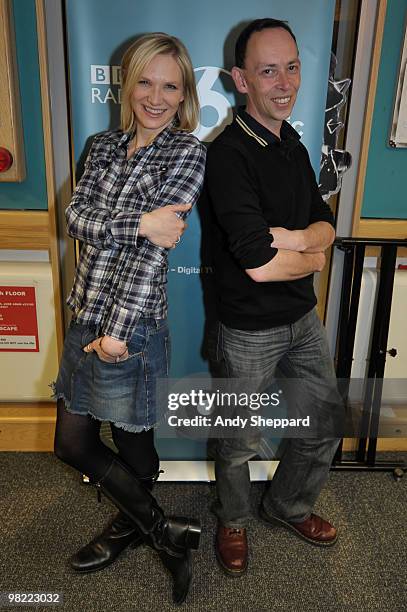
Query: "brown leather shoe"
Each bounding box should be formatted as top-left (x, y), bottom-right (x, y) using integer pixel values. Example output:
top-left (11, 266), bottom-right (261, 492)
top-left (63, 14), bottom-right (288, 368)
top-left (215, 526), bottom-right (248, 575)
top-left (260, 506), bottom-right (338, 547)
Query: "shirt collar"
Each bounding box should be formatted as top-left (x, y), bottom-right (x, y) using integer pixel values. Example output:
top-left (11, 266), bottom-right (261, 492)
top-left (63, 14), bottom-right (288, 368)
top-left (236, 107), bottom-right (301, 152)
top-left (117, 123), bottom-right (175, 152)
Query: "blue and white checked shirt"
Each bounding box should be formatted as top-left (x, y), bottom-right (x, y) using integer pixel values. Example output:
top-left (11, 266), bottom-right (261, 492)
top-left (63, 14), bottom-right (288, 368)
top-left (66, 126), bottom-right (206, 342)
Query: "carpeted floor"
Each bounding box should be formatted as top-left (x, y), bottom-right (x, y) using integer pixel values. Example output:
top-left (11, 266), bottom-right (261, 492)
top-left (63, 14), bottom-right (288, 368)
top-left (0, 452), bottom-right (406, 612)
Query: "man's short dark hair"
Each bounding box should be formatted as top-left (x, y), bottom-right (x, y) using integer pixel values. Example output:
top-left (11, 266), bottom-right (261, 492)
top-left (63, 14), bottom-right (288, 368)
top-left (235, 18), bottom-right (297, 68)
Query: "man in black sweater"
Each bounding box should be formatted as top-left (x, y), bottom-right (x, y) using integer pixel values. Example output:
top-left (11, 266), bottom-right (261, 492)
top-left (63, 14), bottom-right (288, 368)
top-left (204, 18), bottom-right (343, 575)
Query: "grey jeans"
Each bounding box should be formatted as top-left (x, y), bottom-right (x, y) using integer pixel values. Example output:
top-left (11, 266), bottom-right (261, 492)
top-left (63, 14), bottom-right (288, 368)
top-left (213, 308), bottom-right (342, 527)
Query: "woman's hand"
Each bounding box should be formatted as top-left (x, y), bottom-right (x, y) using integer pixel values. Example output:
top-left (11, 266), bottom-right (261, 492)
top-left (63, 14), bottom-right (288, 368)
top-left (84, 335), bottom-right (129, 363)
top-left (139, 203), bottom-right (191, 248)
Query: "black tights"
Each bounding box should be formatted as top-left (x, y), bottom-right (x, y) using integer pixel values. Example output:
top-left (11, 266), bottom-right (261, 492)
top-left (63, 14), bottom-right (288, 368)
top-left (54, 399), bottom-right (159, 483)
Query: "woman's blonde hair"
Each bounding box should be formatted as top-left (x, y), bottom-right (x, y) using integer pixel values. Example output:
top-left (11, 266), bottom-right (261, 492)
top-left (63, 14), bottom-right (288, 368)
top-left (121, 33), bottom-right (200, 134)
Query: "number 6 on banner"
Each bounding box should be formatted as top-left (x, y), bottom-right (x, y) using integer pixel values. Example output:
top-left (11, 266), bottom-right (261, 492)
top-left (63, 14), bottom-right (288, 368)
top-left (193, 67), bottom-right (234, 142)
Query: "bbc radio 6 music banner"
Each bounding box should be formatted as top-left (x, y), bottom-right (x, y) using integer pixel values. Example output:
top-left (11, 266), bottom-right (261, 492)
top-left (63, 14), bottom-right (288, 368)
top-left (65, 0), bottom-right (335, 457)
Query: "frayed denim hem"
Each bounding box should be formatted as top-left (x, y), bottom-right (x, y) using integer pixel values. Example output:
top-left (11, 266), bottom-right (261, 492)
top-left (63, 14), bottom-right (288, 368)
top-left (50, 382), bottom-right (72, 410)
top-left (49, 381), bottom-right (57, 399)
top-left (85, 411), bottom-right (152, 433)
top-left (50, 383), bottom-right (155, 433)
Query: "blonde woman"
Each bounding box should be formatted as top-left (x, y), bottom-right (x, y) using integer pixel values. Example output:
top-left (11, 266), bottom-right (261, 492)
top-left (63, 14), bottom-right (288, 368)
top-left (53, 33), bottom-right (206, 605)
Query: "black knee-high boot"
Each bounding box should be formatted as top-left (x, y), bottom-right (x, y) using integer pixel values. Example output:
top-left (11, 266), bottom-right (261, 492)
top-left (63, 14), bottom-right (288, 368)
top-left (95, 457), bottom-right (200, 605)
top-left (70, 472), bottom-right (160, 574)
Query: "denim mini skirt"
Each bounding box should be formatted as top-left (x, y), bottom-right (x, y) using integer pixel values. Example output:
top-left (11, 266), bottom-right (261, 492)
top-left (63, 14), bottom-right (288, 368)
top-left (53, 318), bottom-right (170, 432)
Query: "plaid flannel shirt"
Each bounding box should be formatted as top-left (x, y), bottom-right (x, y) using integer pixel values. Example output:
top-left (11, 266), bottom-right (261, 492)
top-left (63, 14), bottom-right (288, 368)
top-left (66, 126), bottom-right (206, 342)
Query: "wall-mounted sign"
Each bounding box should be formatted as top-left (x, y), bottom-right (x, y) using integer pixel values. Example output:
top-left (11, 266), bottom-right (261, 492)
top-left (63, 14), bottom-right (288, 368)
top-left (0, 286), bottom-right (39, 351)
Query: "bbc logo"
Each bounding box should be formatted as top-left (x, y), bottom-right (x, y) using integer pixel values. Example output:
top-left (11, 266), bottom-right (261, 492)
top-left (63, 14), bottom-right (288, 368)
top-left (90, 65), bottom-right (121, 85)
